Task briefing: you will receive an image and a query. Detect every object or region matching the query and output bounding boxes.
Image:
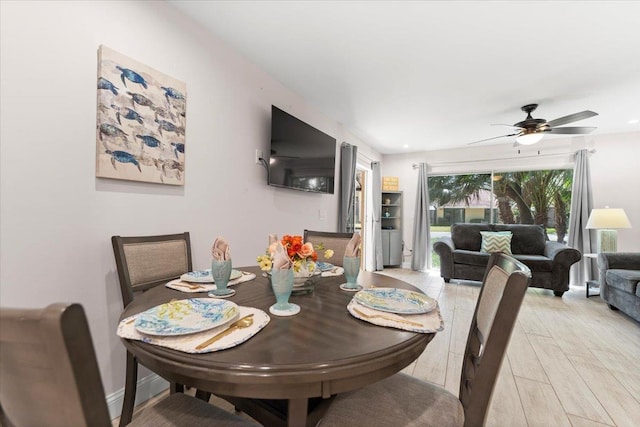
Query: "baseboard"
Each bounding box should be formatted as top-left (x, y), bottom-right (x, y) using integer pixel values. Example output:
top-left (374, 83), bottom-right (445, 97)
top-left (106, 374), bottom-right (169, 420)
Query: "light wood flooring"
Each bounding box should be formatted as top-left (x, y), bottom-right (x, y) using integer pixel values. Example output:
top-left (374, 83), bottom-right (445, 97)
top-left (116, 269), bottom-right (640, 426)
top-left (382, 268), bottom-right (640, 427)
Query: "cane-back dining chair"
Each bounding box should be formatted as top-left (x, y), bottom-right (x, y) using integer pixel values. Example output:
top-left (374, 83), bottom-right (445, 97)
top-left (111, 232), bottom-right (193, 425)
top-left (0, 303), bottom-right (257, 427)
top-left (319, 252), bottom-right (531, 427)
top-left (303, 230), bottom-right (355, 267)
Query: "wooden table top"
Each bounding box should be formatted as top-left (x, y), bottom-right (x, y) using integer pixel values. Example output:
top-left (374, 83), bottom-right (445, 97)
top-left (120, 266), bottom-right (435, 402)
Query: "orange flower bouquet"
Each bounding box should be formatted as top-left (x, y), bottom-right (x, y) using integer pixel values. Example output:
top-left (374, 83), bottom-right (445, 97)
top-left (257, 235), bottom-right (333, 278)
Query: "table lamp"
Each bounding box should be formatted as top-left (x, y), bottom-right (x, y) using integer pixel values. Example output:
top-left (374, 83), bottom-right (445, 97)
top-left (585, 207), bottom-right (632, 252)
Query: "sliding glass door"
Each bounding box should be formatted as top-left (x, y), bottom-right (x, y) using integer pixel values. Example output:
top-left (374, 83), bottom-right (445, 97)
top-left (429, 168), bottom-right (573, 269)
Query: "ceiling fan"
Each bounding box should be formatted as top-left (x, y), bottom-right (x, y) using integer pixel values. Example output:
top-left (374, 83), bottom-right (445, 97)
top-left (469, 104), bottom-right (598, 146)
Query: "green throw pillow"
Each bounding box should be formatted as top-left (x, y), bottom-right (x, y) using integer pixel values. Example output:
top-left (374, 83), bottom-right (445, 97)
top-left (480, 231), bottom-right (513, 255)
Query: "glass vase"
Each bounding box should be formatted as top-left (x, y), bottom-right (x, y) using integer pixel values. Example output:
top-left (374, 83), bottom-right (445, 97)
top-left (269, 268), bottom-right (300, 316)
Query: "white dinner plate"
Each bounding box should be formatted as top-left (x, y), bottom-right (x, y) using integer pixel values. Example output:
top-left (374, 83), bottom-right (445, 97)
top-left (353, 288), bottom-right (437, 314)
top-left (134, 298), bottom-right (239, 336)
top-left (180, 269), bottom-right (243, 283)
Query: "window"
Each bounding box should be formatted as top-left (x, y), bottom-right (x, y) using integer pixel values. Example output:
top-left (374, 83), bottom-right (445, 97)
top-left (429, 169), bottom-right (573, 268)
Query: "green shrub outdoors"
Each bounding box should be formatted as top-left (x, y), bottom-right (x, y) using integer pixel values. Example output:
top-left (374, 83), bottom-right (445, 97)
top-left (430, 236), bottom-right (441, 268)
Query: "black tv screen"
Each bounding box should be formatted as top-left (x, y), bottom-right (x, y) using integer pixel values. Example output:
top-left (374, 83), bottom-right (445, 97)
top-left (268, 106), bottom-right (336, 194)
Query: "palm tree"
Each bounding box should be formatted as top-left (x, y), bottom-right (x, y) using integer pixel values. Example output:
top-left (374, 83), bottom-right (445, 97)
top-left (429, 169), bottom-right (572, 236)
top-left (428, 174), bottom-right (490, 207)
top-left (552, 170), bottom-right (573, 242)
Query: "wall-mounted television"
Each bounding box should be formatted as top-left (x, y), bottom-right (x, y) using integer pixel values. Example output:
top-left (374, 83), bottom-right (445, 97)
top-left (268, 106), bottom-right (336, 194)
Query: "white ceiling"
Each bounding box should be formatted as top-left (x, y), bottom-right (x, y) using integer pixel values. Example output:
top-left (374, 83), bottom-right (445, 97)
top-left (168, 1), bottom-right (640, 154)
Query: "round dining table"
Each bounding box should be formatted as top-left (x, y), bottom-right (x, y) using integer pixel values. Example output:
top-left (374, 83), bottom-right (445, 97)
top-left (119, 266), bottom-right (436, 427)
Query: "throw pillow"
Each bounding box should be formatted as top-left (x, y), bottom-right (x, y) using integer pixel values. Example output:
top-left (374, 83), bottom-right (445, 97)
top-left (480, 231), bottom-right (513, 255)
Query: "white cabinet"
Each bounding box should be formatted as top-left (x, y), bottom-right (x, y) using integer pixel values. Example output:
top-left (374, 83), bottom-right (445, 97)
top-left (381, 191), bottom-right (402, 266)
top-left (382, 229), bottom-right (402, 266)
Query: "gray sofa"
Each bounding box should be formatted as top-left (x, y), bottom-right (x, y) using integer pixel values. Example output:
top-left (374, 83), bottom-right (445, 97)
top-left (597, 252), bottom-right (640, 322)
top-left (433, 223), bottom-right (581, 296)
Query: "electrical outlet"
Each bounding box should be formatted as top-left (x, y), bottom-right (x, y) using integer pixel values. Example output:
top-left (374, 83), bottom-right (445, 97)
top-left (255, 149), bottom-right (263, 165)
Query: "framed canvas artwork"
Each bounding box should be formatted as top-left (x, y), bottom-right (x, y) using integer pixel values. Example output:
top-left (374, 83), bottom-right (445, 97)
top-left (96, 45), bottom-right (186, 185)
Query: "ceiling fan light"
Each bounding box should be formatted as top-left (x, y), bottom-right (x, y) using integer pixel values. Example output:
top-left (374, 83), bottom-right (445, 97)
top-left (516, 132), bottom-right (544, 145)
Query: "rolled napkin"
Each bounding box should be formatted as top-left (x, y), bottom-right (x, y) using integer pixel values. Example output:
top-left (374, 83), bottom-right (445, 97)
top-left (211, 237), bottom-right (231, 261)
top-left (345, 232), bottom-right (362, 257)
top-left (272, 242), bottom-right (291, 270)
top-left (268, 234), bottom-right (279, 257)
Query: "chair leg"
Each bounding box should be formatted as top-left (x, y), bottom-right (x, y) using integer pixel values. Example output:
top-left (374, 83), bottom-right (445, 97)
top-left (119, 351), bottom-right (138, 427)
top-left (170, 381), bottom-right (184, 394)
top-left (195, 390), bottom-right (212, 402)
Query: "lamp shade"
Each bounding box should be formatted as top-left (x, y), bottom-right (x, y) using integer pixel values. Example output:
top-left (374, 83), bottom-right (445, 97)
top-left (586, 208), bottom-right (632, 229)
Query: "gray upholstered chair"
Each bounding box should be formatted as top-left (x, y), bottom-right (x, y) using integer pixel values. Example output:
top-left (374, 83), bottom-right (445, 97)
top-left (319, 252), bottom-right (531, 427)
top-left (112, 232), bottom-right (193, 425)
top-left (0, 303), bottom-right (257, 427)
top-left (303, 230), bottom-right (355, 267)
top-left (597, 252), bottom-right (640, 322)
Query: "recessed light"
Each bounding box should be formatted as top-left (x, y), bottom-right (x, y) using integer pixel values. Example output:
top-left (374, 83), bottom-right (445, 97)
top-left (629, 119), bottom-right (639, 124)
top-left (403, 144), bottom-right (409, 149)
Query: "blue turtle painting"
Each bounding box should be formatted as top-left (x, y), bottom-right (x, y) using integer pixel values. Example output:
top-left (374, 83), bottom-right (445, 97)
top-left (159, 159), bottom-right (184, 183)
top-left (127, 91), bottom-right (155, 110)
top-left (161, 86), bottom-right (185, 102)
top-left (96, 45), bottom-right (185, 185)
top-left (155, 119), bottom-right (184, 136)
top-left (99, 123), bottom-right (128, 142)
top-left (106, 150), bottom-right (142, 172)
top-left (136, 134), bottom-right (162, 149)
top-left (152, 105), bottom-right (176, 122)
top-left (116, 65), bottom-right (148, 89)
top-left (112, 105), bottom-right (144, 125)
top-left (171, 142), bottom-right (185, 159)
top-left (98, 77), bottom-right (119, 96)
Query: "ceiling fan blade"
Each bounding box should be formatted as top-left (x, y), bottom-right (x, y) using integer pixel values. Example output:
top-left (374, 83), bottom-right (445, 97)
top-left (468, 133), bottom-right (520, 145)
top-left (545, 126), bottom-right (597, 135)
top-left (546, 110), bottom-right (598, 127)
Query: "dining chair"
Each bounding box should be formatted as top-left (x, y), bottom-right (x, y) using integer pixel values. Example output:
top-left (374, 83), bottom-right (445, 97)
top-left (319, 252), bottom-right (532, 427)
top-left (111, 232), bottom-right (193, 425)
top-left (303, 230), bottom-right (355, 267)
top-left (0, 302), bottom-right (257, 427)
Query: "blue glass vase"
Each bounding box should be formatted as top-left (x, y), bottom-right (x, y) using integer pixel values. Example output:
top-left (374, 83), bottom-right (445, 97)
top-left (269, 269), bottom-right (300, 316)
top-left (340, 256), bottom-right (362, 292)
top-left (210, 259), bottom-right (234, 297)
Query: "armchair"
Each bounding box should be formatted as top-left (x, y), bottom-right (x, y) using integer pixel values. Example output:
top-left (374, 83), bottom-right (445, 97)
top-left (597, 252), bottom-right (640, 322)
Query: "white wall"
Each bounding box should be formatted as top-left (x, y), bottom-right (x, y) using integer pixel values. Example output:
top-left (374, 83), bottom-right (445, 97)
top-left (0, 0), bottom-right (381, 398)
top-left (381, 131), bottom-right (640, 263)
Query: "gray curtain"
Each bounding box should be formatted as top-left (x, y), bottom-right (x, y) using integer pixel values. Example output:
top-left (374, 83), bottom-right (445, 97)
top-left (339, 142), bottom-right (357, 232)
top-left (568, 149), bottom-right (594, 285)
top-left (371, 161), bottom-right (384, 270)
top-left (411, 163), bottom-right (430, 271)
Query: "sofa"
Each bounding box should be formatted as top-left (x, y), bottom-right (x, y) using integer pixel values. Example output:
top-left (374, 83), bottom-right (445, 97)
top-left (433, 223), bottom-right (581, 296)
top-left (597, 252), bottom-right (640, 322)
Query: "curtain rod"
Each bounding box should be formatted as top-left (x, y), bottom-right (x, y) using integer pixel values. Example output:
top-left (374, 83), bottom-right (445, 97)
top-left (356, 150), bottom-right (376, 163)
top-left (411, 148), bottom-right (595, 169)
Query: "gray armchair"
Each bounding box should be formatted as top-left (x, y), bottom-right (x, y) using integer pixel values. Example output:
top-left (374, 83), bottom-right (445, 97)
top-left (597, 252), bottom-right (640, 322)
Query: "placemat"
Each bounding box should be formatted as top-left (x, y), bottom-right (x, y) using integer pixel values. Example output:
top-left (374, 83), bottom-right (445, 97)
top-left (118, 306), bottom-right (269, 354)
top-left (347, 300), bottom-right (444, 333)
top-left (166, 272), bottom-right (256, 293)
